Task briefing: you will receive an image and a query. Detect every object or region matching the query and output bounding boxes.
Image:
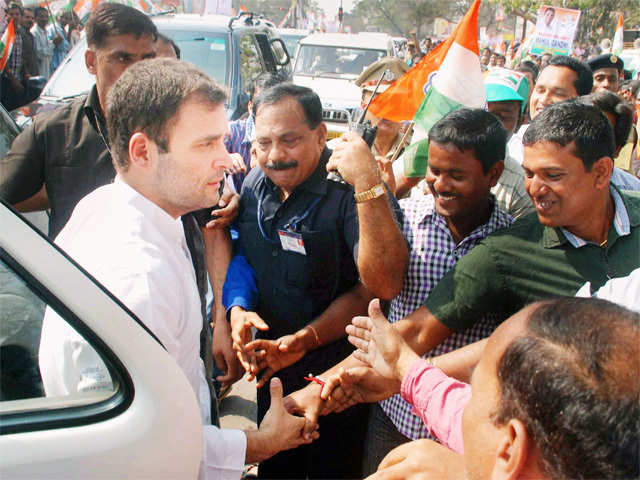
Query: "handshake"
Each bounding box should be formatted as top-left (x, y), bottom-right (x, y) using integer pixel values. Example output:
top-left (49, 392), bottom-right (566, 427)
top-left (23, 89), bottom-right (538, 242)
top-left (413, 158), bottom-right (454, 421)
top-left (281, 299), bottom-right (416, 436)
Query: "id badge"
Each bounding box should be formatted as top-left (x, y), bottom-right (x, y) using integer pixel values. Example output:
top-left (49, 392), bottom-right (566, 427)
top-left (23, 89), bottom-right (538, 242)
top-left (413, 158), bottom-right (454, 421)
top-left (278, 230), bottom-right (306, 255)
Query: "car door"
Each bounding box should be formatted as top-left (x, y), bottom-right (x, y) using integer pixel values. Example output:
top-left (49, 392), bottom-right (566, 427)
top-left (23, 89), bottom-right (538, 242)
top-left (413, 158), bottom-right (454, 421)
top-left (0, 202), bottom-right (202, 478)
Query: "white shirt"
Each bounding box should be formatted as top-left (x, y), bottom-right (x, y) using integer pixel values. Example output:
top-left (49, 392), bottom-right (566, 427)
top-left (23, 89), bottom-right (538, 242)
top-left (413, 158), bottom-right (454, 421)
top-left (576, 268), bottom-right (640, 313)
top-left (30, 24), bottom-right (53, 79)
top-left (39, 178), bottom-right (246, 480)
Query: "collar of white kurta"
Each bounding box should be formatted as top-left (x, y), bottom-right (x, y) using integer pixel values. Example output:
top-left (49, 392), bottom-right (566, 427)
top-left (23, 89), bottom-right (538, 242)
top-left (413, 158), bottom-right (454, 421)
top-left (112, 176), bottom-right (189, 257)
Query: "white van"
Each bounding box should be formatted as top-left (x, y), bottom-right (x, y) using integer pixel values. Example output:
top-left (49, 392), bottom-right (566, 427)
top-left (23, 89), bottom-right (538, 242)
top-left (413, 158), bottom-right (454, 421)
top-left (292, 32), bottom-right (394, 138)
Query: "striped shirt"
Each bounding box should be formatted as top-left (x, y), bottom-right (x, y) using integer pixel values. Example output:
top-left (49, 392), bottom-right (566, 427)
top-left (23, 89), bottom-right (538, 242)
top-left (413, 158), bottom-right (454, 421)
top-left (380, 194), bottom-right (513, 440)
top-left (561, 186), bottom-right (631, 248)
top-left (224, 113), bottom-right (255, 192)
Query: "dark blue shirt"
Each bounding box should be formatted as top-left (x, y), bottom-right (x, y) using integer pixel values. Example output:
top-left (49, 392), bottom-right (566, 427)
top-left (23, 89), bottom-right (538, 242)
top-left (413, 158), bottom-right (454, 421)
top-left (232, 147), bottom-right (360, 339)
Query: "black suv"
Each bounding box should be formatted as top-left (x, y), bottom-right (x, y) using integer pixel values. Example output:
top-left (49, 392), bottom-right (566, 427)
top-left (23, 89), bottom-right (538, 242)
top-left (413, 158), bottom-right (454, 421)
top-left (12, 11), bottom-right (290, 127)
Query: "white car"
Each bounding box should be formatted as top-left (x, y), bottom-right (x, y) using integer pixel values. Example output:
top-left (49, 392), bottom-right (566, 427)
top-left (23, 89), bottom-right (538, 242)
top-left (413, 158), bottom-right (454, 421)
top-left (292, 32), bottom-right (393, 138)
top-left (0, 201), bottom-right (202, 476)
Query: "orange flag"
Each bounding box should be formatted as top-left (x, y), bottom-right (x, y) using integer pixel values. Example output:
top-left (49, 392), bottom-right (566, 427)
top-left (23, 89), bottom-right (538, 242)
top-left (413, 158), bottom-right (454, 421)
top-left (369, 0), bottom-right (481, 122)
top-left (0, 19), bottom-right (15, 73)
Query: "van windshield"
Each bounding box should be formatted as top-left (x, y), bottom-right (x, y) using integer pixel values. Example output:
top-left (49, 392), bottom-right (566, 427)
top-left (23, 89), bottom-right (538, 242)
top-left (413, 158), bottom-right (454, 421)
top-left (294, 45), bottom-right (385, 78)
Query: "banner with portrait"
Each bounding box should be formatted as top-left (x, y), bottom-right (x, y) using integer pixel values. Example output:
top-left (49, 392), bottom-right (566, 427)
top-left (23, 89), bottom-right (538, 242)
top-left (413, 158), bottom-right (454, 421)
top-left (530, 5), bottom-right (581, 56)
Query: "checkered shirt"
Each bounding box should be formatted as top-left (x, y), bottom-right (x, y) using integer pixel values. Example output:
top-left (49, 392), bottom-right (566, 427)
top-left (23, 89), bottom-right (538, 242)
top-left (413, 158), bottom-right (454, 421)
top-left (380, 194), bottom-right (513, 440)
top-left (5, 24), bottom-right (23, 78)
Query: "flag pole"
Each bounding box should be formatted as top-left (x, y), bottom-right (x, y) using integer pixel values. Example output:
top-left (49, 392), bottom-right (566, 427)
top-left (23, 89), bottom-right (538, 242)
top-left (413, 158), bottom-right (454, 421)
top-left (389, 121), bottom-right (414, 164)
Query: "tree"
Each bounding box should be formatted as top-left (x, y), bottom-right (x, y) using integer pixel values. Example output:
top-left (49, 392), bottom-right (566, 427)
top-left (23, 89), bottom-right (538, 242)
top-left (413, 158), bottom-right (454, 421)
top-left (489, 0), bottom-right (640, 45)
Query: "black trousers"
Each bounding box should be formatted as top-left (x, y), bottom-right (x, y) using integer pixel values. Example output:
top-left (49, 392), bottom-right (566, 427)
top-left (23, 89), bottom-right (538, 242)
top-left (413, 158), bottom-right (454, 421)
top-left (256, 346), bottom-right (370, 479)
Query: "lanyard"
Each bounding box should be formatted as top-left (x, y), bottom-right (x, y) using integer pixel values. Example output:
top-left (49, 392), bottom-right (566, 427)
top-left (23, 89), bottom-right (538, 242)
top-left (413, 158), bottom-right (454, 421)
top-left (257, 190), bottom-right (322, 244)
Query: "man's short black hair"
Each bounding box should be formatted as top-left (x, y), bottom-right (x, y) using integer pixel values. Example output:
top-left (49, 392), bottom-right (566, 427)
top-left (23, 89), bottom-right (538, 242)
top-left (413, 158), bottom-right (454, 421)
top-left (107, 58), bottom-right (226, 170)
top-left (428, 108), bottom-right (507, 173)
top-left (85, 2), bottom-right (157, 49)
top-left (547, 55), bottom-right (593, 95)
top-left (494, 297), bottom-right (640, 480)
top-left (523, 100), bottom-right (613, 170)
top-left (33, 6), bottom-right (47, 17)
top-left (7, 2), bottom-right (23, 14)
top-left (578, 91), bottom-right (633, 151)
top-left (254, 83), bottom-right (323, 130)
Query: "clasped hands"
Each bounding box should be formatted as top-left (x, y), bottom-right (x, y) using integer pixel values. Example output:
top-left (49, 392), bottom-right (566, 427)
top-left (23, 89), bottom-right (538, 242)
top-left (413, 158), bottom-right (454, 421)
top-left (283, 299), bottom-right (414, 438)
top-left (229, 307), bottom-right (317, 389)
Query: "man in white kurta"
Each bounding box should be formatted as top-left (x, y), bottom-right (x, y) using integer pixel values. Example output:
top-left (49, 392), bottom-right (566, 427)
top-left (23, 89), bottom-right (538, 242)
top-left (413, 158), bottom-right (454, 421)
top-left (39, 178), bottom-right (247, 478)
top-left (30, 7), bottom-right (53, 79)
top-left (39, 57), bottom-right (312, 480)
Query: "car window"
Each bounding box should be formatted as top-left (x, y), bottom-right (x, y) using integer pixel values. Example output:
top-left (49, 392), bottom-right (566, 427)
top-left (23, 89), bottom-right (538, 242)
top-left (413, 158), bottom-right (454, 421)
top-left (0, 254), bottom-right (118, 428)
top-left (167, 31), bottom-right (229, 87)
top-left (239, 33), bottom-right (265, 94)
top-left (40, 31), bottom-right (231, 100)
top-left (281, 34), bottom-right (303, 59)
top-left (294, 45), bottom-right (385, 78)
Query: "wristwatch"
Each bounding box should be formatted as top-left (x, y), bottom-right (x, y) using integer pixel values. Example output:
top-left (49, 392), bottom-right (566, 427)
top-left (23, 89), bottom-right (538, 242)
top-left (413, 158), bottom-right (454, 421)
top-left (353, 183), bottom-right (386, 203)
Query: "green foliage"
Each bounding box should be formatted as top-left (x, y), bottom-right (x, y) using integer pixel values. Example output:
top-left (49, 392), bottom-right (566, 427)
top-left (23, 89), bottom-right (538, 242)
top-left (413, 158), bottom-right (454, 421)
top-left (489, 0), bottom-right (640, 45)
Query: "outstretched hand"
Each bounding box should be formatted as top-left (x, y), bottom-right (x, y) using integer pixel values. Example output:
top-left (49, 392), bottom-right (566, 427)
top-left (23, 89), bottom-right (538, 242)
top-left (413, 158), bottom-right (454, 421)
top-left (246, 377), bottom-right (318, 463)
top-left (245, 333), bottom-right (309, 388)
top-left (366, 439), bottom-right (466, 480)
top-left (320, 365), bottom-right (400, 412)
top-left (346, 299), bottom-right (419, 382)
top-left (229, 307), bottom-right (269, 379)
top-left (204, 182), bottom-right (239, 229)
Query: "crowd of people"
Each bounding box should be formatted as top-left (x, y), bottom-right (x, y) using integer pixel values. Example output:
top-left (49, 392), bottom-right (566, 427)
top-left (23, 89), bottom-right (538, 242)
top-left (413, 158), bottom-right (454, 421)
top-left (0, 0), bottom-right (79, 110)
top-left (0, 2), bottom-right (639, 480)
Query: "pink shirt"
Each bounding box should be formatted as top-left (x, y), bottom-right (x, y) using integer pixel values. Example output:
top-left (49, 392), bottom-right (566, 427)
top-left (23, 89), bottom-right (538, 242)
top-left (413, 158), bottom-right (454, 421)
top-left (400, 358), bottom-right (471, 454)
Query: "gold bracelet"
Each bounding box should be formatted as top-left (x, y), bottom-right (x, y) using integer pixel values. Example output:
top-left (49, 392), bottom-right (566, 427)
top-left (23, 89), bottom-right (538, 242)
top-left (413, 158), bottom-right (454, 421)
top-left (425, 357), bottom-right (435, 367)
top-left (305, 324), bottom-right (321, 347)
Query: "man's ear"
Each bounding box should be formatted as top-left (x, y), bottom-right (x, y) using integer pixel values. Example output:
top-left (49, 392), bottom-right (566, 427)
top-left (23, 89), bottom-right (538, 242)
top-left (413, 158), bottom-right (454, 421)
top-left (487, 161), bottom-right (505, 188)
top-left (129, 132), bottom-right (154, 169)
top-left (85, 49), bottom-right (97, 76)
top-left (316, 122), bottom-right (327, 149)
top-left (491, 419), bottom-right (529, 480)
top-left (592, 156), bottom-right (614, 190)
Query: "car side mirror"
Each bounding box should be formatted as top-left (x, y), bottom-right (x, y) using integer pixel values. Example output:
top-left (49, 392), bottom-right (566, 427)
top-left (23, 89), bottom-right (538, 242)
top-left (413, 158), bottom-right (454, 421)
top-left (269, 38), bottom-right (290, 67)
top-left (27, 76), bottom-right (47, 91)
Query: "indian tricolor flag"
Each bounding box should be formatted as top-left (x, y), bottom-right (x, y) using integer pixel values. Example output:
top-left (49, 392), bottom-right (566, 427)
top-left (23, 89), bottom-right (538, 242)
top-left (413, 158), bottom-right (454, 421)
top-left (612, 14), bottom-right (623, 55)
top-left (74, 0), bottom-right (102, 23)
top-left (384, 0), bottom-right (485, 178)
top-left (0, 19), bottom-right (15, 73)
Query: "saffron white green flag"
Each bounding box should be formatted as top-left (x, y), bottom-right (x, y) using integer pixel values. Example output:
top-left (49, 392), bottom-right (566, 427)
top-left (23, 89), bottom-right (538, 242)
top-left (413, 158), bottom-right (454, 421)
top-left (612, 14), bottom-right (623, 55)
top-left (0, 18), bottom-right (15, 73)
top-left (403, 0), bottom-right (485, 178)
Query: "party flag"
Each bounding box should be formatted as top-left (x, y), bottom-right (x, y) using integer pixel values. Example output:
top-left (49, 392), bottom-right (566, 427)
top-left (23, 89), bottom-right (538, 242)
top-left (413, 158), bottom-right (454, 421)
top-left (612, 14), bottom-right (623, 55)
top-left (388, 0), bottom-right (485, 178)
top-left (0, 19), bottom-right (15, 73)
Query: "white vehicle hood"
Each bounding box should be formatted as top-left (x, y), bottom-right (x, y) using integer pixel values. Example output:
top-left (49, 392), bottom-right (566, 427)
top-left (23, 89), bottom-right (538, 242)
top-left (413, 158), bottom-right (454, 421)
top-left (293, 74), bottom-right (361, 109)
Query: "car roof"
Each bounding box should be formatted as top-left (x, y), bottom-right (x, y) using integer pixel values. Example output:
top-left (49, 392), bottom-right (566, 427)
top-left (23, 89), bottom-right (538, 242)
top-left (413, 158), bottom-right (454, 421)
top-left (152, 12), bottom-right (276, 31)
top-left (279, 28), bottom-right (309, 36)
top-left (299, 32), bottom-right (390, 50)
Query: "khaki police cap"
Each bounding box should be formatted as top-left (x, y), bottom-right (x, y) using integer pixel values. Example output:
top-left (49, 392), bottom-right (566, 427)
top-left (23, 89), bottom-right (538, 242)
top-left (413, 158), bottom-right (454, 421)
top-left (355, 56), bottom-right (410, 92)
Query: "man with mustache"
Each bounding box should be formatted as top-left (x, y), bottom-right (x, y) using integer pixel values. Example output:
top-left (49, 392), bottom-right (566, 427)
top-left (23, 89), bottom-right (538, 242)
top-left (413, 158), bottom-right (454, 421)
top-left (224, 83), bottom-right (408, 478)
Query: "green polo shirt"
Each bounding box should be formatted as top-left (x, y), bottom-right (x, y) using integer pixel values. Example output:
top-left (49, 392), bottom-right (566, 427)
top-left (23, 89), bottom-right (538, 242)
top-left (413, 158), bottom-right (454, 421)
top-left (425, 189), bottom-right (640, 332)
